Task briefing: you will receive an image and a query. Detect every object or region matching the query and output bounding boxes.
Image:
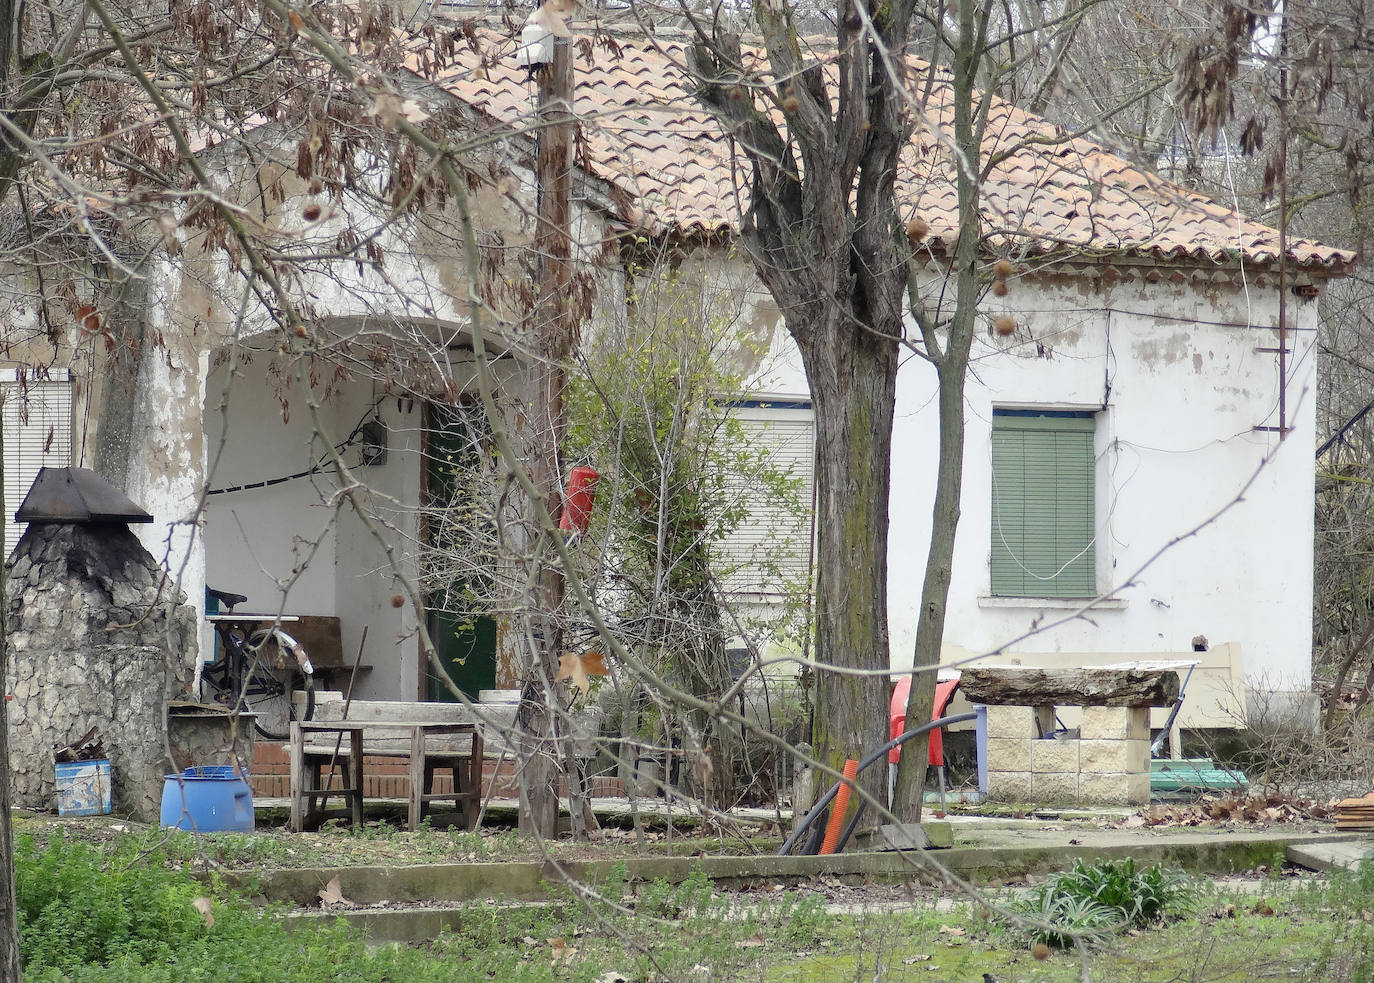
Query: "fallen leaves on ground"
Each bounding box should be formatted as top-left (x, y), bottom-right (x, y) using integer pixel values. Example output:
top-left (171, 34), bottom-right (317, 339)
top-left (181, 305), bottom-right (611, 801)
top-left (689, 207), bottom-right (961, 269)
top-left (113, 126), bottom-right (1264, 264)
top-left (549, 937), bottom-right (578, 964)
top-left (318, 875), bottom-right (348, 906)
top-left (1101, 794), bottom-right (1335, 830)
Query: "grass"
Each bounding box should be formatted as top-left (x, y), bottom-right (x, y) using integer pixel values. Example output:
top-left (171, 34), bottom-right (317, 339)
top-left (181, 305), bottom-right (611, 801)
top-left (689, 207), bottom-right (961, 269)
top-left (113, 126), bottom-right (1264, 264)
top-left (12, 821), bottom-right (1374, 982)
top-left (13, 813), bottom-right (776, 871)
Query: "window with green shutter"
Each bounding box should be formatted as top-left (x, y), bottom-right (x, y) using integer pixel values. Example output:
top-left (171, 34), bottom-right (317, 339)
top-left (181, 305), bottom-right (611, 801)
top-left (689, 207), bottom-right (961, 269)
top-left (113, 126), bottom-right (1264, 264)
top-left (990, 409), bottom-right (1096, 597)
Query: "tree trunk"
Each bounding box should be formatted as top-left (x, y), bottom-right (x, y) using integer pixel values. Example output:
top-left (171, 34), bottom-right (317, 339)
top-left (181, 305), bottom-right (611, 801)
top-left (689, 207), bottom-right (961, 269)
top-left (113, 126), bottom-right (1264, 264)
top-left (892, 0), bottom-right (988, 823)
top-left (893, 352), bottom-right (968, 821)
top-left (806, 310), bottom-right (900, 822)
top-left (517, 38), bottom-right (574, 840)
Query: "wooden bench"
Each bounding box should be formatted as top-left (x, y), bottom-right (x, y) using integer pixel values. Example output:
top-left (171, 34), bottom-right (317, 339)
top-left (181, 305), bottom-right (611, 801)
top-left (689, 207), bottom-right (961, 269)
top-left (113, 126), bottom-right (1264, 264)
top-left (291, 699), bottom-right (507, 831)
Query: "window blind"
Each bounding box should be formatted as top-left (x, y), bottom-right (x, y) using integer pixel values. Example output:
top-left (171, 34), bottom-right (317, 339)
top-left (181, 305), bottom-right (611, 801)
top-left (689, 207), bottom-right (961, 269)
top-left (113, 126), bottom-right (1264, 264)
top-left (990, 410), bottom-right (1095, 597)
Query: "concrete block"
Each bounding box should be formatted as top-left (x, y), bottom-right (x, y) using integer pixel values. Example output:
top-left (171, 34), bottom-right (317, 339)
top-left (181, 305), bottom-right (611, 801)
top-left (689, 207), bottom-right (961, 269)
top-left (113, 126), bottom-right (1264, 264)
top-left (1079, 771), bottom-right (1151, 805)
top-left (985, 737), bottom-right (1030, 773)
top-left (1030, 738), bottom-right (1079, 774)
top-left (1031, 770), bottom-right (1079, 803)
top-left (986, 771), bottom-right (1031, 802)
top-left (1081, 706), bottom-right (1148, 742)
top-left (985, 705), bottom-right (1037, 738)
top-left (1079, 739), bottom-right (1148, 775)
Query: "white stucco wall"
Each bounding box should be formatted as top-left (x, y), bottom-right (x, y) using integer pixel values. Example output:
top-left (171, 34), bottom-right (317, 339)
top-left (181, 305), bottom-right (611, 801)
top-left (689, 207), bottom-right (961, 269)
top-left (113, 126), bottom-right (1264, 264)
top-left (740, 260), bottom-right (1324, 724)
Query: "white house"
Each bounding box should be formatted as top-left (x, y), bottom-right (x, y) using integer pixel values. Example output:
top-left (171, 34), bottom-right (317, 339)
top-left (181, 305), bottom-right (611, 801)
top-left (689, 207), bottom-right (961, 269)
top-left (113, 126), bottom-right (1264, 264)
top-left (1, 24), bottom-right (1352, 732)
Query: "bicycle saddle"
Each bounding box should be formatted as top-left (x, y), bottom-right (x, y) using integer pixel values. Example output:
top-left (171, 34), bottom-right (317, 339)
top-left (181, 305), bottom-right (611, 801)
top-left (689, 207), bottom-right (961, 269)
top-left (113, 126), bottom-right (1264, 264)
top-left (207, 587), bottom-right (250, 609)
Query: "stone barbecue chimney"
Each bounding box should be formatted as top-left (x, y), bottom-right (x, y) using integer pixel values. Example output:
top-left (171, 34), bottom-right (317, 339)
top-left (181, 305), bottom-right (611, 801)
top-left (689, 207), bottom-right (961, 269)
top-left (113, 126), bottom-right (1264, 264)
top-left (5, 467), bottom-right (196, 820)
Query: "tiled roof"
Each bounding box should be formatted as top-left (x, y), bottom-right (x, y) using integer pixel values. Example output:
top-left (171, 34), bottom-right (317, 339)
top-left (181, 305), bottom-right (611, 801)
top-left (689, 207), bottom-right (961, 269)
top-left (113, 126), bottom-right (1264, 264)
top-left (424, 28), bottom-right (1353, 273)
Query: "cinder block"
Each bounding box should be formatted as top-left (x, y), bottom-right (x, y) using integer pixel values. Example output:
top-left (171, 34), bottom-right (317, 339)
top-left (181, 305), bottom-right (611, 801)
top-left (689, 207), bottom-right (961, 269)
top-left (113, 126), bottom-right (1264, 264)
top-left (985, 737), bottom-right (1031, 773)
top-left (1030, 738), bottom-right (1079, 774)
top-left (1079, 771), bottom-right (1151, 806)
top-left (985, 705), bottom-right (1038, 739)
top-left (1081, 706), bottom-right (1149, 742)
top-left (1080, 739), bottom-right (1138, 774)
top-left (1031, 770), bottom-right (1078, 803)
top-left (986, 771), bottom-right (1032, 802)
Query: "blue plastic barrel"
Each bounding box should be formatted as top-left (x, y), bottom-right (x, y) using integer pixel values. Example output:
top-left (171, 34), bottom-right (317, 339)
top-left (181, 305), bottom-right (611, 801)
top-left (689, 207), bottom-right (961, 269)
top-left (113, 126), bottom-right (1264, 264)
top-left (160, 766), bottom-right (255, 832)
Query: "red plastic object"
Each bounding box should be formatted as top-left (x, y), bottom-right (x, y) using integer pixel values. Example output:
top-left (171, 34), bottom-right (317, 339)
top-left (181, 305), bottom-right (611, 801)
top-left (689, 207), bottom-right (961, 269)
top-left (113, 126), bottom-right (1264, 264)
top-left (558, 466), bottom-right (599, 534)
top-left (819, 758), bottom-right (859, 855)
top-left (889, 676), bottom-right (961, 765)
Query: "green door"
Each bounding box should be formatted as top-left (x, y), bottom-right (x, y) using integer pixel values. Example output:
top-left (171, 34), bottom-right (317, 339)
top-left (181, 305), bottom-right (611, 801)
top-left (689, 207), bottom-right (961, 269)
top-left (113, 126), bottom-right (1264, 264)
top-left (424, 402), bottom-right (498, 701)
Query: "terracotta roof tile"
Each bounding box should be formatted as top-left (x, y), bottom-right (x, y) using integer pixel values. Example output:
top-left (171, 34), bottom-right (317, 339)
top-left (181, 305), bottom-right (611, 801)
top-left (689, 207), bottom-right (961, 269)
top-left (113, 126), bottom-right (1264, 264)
top-left (420, 29), bottom-right (1353, 272)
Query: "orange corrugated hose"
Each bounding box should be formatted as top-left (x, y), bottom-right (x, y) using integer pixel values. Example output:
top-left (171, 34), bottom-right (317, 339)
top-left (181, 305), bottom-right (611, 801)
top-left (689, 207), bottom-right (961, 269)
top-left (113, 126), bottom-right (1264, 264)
top-left (818, 759), bottom-right (859, 855)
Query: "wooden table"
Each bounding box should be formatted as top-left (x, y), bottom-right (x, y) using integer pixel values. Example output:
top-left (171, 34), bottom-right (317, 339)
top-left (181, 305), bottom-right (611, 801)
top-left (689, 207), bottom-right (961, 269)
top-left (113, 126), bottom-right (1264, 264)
top-left (288, 719), bottom-right (483, 832)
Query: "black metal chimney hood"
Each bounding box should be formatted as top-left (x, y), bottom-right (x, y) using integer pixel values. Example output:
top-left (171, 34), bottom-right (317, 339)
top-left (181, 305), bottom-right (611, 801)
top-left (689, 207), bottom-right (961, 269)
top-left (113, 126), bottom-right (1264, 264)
top-left (14, 467), bottom-right (153, 524)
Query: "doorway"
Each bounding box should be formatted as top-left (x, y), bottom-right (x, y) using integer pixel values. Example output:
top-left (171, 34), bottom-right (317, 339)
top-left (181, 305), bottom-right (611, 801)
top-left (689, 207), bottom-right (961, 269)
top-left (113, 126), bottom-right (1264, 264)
top-left (423, 401), bottom-right (498, 701)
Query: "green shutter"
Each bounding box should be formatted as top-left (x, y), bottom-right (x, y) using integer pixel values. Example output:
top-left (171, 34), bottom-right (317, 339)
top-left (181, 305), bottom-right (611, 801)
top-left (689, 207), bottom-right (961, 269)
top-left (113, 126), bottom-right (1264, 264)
top-left (990, 412), bottom-right (1096, 597)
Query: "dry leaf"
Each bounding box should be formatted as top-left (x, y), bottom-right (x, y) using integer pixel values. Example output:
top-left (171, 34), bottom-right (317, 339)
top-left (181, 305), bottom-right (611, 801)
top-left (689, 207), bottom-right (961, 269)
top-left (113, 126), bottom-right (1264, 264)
top-left (555, 650), bottom-right (609, 694)
top-left (191, 896), bottom-right (214, 929)
top-left (287, 9), bottom-right (305, 31)
top-left (548, 936), bottom-right (577, 964)
top-left (318, 875), bottom-right (347, 906)
top-left (937, 924), bottom-right (965, 936)
top-left (904, 954), bottom-right (932, 963)
top-left (371, 92), bottom-right (403, 130)
top-left (736, 934), bottom-right (766, 948)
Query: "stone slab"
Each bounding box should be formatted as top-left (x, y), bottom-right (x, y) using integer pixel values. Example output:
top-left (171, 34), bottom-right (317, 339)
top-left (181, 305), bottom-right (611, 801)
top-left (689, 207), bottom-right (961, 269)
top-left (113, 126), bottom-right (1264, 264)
top-left (1287, 840), bottom-right (1374, 873)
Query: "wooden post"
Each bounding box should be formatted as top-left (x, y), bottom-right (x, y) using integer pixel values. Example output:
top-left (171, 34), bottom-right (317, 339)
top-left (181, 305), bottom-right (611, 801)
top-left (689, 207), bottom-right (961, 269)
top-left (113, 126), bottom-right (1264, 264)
top-left (517, 34), bottom-right (574, 839)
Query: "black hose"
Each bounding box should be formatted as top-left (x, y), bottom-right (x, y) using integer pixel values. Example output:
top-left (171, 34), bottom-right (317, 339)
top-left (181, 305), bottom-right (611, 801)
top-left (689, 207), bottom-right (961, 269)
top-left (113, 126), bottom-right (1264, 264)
top-left (778, 711), bottom-right (978, 856)
top-left (801, 813), bottom-right (829, 856)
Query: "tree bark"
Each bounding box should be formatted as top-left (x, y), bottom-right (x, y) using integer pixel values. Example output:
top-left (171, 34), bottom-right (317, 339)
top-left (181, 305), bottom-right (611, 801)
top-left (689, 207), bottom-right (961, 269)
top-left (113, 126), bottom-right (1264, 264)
top-left (891, 0), bottom-right (989, 824)
top-left (960, 666), bottom-right (1181, 707)
top-left (805, 313), bottom-right (900, 820)
top-left (517, 38), bottom-right (574, 839)
top-left (0, 0), bottom-right (27, 972)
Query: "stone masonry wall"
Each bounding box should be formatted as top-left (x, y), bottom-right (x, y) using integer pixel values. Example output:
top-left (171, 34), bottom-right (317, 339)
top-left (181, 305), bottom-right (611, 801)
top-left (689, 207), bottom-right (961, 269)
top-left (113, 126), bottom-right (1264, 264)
top-left (985, 705), bottom-right (1150, 805)
top-left (6, 523), bottom-right (197, 820)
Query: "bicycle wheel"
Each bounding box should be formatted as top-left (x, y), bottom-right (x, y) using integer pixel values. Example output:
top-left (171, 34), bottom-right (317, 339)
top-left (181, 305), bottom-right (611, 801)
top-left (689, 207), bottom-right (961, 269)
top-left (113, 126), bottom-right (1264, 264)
top-left (241, 630), bottom-right (316, 740)
top-left (243, 660), bottom-right (315, 740)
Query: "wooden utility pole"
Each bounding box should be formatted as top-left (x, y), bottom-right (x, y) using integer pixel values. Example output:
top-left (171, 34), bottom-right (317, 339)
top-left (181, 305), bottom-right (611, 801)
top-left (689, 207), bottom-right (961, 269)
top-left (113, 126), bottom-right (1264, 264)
top-left (516, 33), bottom-right (573, 839)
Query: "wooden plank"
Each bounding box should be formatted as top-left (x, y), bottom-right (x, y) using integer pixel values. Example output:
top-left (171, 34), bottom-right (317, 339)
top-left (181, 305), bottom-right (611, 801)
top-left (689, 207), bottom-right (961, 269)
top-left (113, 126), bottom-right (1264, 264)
top-left (408, 727), bottom-right (425, 831)
top-left (349, 729), bottom-right (364, 827)
top-left (961, 666), bottom-right (1180, 707)
top-left (286, 615), bottom-right (344, 668)
top-left (289, 721), bottom-right (305, 833)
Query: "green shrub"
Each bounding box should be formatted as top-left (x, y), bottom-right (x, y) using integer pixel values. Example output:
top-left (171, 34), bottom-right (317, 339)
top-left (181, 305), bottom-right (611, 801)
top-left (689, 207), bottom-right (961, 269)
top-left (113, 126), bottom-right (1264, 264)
top-left (1019, 858), bottom-right (1196, 948)
top-left (14, 833), bottom-right (208, 970)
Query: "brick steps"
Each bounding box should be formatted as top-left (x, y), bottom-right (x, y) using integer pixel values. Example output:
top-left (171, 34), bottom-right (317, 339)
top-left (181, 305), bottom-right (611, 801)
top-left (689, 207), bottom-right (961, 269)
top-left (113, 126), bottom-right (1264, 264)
top-left (248, 741), bottom-right (625, 800)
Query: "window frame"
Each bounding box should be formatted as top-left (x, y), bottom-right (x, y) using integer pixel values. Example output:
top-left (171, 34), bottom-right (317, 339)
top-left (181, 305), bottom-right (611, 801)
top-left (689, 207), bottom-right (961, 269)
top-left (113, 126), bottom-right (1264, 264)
top-left (988, 407), bottom-right (1098, 599)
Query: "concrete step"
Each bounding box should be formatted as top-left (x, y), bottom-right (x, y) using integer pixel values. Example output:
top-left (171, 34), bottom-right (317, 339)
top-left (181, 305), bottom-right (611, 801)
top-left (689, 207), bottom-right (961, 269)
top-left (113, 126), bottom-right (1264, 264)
top-left (1287, 838), bottom-right (1374, 873)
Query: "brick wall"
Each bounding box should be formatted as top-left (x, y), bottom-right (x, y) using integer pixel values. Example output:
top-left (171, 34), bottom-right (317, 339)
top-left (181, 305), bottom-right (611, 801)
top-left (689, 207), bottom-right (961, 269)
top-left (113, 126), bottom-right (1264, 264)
top-left (249, 742), bottom-right (624, 800)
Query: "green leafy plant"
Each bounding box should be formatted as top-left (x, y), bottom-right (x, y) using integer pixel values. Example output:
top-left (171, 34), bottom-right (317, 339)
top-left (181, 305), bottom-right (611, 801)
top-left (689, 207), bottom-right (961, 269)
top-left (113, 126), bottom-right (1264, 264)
top-left (1019, 858), bottom-right (1197, 948)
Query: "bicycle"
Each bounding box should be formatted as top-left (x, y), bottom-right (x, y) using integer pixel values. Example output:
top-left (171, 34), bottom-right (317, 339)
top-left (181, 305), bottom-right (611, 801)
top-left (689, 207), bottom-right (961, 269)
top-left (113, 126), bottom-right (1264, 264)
top-left (201, 588), bottom-right (316, 740)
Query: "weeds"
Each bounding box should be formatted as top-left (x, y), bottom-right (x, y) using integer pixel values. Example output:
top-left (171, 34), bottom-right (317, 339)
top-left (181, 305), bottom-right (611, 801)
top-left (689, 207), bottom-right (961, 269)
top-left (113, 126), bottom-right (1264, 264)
top-left (1018, 858), bottom-right (1196, 948)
